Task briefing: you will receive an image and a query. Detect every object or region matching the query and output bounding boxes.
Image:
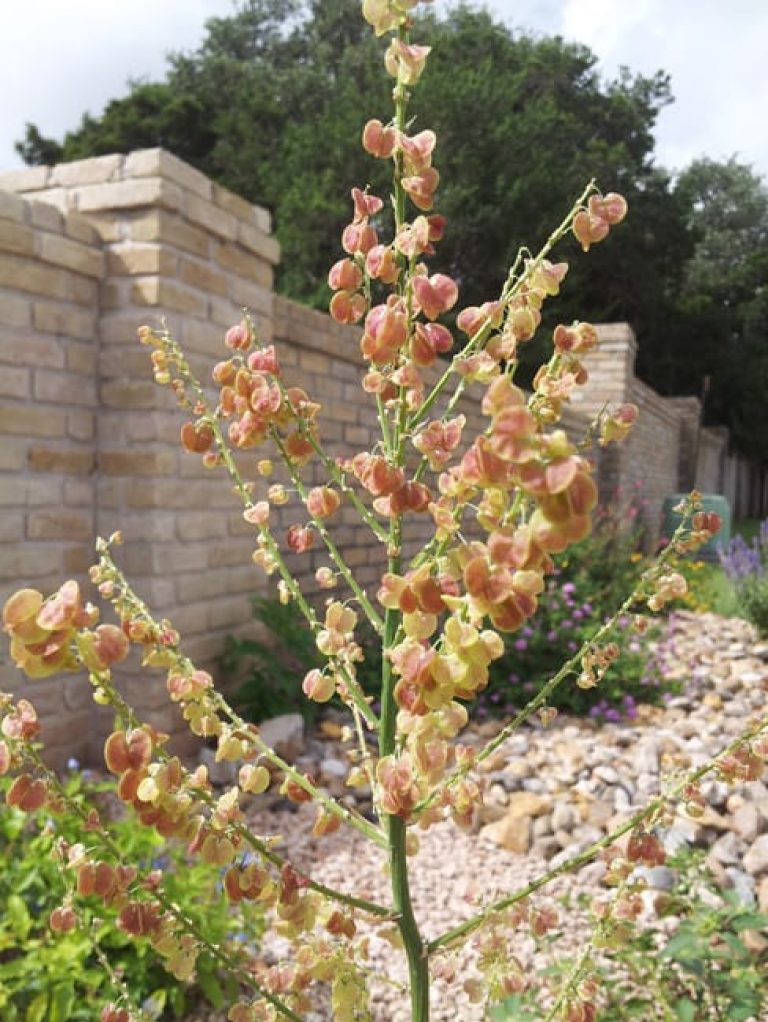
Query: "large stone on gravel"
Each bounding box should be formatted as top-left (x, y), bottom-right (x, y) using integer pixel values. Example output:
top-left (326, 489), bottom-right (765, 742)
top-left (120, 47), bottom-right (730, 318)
top-left (505, 791), bottom-right (552, 817)
top-left (744, 834), bottom-right (768, 875)
top-left (258, 713), bottom-right (305, 761)
top-left (731, 803), bottom-right (760, 844)
top-left (709, 831), bottom-right (743, 866)
top-left (198, 746), bottom-right (238, 787)
top-left (481, 792), bottom-right (551, 853)
top-left (482, 813), bottom-right (532, 854)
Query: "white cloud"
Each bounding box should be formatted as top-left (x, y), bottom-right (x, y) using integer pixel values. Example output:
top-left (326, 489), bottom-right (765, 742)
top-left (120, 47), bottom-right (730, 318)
top-left (0, 0), bottom-right (233, 168)
top-left (2, 0), bottom-right (767, 183)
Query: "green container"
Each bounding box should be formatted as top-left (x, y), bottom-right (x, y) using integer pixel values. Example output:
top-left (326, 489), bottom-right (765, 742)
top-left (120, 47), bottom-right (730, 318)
top-left (660, 493), bottom-right (731, 560)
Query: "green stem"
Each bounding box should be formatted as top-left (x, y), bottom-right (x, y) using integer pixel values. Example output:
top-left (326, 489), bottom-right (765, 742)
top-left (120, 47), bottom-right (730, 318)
top-left (270, 427), bottom-right (384, 634)
top-left (409, 179), bottom-right (596, 434)
top-left (376, 28), bottom-right (431, 1020)
top-left (415, 505), bottom-right (695, 815)
top-left (26, 749), bottom-right (304, 1022)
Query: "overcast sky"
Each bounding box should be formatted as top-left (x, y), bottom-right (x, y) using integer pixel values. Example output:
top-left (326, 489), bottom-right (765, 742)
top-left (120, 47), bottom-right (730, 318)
top-left (1, 0), bottom-right (766, 181)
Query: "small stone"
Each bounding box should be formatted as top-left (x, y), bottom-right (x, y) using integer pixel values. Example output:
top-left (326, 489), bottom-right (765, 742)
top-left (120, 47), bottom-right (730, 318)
top-left (258, 713), bottom-right (305, 761)
top-left (521, 777), bottom-right (547, 793)
top-left (757, 876), bottom-right (768, 913)
top-left (319, 757), bottom-right (347, 780)
top-left (551, 801), bottom-right (578, 832)
top-left (709, 831), bottom-right (743, 866)
top-left (532, 815), bottom-right (553, 838)
top-left (586, 799), bottom-right (614, 830)
top-left (744, 834), bottom-right (768, 875)
top-left (531, 836), bottom-right (560, 859)
top-left (505, 791), bottom-right (552, 817)
top-left (635, 865), bottom-right (677, 891)
top-left (731, 803), bottom-right (760, 844)
top-left (724, 867), bottom-right (756, 907)
top-left (593, 764), bottom-right (621, 785)
top-left (481, 813), bottom-right (532, 854)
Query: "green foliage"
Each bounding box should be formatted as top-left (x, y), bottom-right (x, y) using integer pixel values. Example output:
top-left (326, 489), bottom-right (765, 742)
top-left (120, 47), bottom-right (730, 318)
top-left (640, 157), bottom-right (768, 457)
top-left (220, 594), bottom-right (383, 722)
top-left (219, 595), bottom-right (324, 722)
top-left (484, 496), bottom-right (674, 720)
top-left (0, 769), bottom-right (248, 1021)
top-left (733, 574), bottom-right (768, 638)
top-left (491, 850), bottom-right (768, 1021)
top-left (16, 1), bottom-right (767, 453)
top-left (16, 0), bottom-right (685, 324)
top-left (719, 520), bottom-right (768, 636)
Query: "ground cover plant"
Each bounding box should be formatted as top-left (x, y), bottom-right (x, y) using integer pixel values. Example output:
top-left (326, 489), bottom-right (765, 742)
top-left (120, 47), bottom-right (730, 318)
top-left (719, 520), bottom-right (768, 637)
top-left (0, 766), bottom-right (243, 1022)
top-left (2, 2), bottom-right (767, 1020)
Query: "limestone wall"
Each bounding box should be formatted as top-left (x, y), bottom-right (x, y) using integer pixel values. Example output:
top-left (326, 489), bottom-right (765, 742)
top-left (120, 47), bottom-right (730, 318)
top-left (0, 150), bottom-right (764, 763)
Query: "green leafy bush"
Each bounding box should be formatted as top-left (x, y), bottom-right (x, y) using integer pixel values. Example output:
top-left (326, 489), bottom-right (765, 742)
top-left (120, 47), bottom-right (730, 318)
top-left (719, 520), bottom-right (768, 636)
top-left (0, 767), bottom-right (251, 1021)
top-left (484, 494), bottom-right (677, 720)
top-left (491, 849), bottom-right (768, 1021)
top-left (220, 595), bottom-right (383, 723)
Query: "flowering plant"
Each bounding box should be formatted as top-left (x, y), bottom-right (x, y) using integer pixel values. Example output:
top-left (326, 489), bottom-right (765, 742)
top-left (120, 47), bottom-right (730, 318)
top-left (1, 3), bottom-right (763, 1021)
top-left (719, 521), bottom-right (768, 636)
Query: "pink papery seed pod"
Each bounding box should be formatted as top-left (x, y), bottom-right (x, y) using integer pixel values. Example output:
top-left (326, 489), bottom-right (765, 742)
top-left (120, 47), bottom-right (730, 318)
top-left (412, 273), bottom-right (458, 321)
top-left (362, 118), bottom-right (397, 158)
top-left (328, 257), bottom-right (364, 292)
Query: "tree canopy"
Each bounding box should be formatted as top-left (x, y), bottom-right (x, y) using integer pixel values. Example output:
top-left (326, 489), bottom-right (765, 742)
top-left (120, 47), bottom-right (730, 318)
top-left (17, 0), bottom-right (767, 457)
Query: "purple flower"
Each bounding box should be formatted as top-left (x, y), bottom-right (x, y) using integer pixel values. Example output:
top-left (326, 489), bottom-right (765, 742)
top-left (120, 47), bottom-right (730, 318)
top-left (563, 582), bottom-right (576, 595)
top-left (547, 630), bottom-right (557, 642)
top-left (604, 708), bottom-right (621, 722)
top-left (567, 641), bottom-right (577, 652)
top-left (573, 609), bottom-right (584, 620)
top-left (509, 673), bottom-right (520, 684)
top-left (514, 638), bottom-right (528, 652)
top-left (582, 602), bottom-right (593, 615)
top-left (561, 619), bottom-right (573, 630)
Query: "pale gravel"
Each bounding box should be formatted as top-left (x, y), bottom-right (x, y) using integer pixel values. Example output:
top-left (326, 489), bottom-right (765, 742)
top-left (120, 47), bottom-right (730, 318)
top-left (248, 804), bottom-right (596, 1021)
top-left (184, 611), bottom-right (767, 1021)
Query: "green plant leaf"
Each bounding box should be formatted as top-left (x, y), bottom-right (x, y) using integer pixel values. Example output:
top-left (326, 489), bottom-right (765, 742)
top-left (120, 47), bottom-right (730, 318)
top-left (25, 992), bottom-right (48, 1022)
top-left (674, 999), bottom-right (696, 1022)
top-left (197, 965), bottom-right (224, 1009)
top-left (662, 930), bottom-right (704, 961)
top-left (730, 911), bottom-right (768, 931)
top-left (49, 984), bottom-right (74, 1022)
top-left (7, 894), bottom-right (31, 941)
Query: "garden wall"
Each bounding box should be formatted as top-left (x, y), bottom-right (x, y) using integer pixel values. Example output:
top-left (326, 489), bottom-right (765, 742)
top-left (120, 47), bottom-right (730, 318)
top-left (0, 150), bottom-right (763, 764)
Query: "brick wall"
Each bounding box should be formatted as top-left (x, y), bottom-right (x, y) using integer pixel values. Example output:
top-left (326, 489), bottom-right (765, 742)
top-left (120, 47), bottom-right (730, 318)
top-left (0, 150), bottom-right (763, 763)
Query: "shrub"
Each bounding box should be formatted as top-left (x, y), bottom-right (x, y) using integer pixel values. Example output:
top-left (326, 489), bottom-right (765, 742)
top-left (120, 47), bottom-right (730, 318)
top-left (220, 596), bottom-right (383, 724)
top-left (719, 520), bottom-right (768, 635)
top-left (490, 849), bottom-right (768, 1021)
top-left (0, 766), bottom-right (246, 1021)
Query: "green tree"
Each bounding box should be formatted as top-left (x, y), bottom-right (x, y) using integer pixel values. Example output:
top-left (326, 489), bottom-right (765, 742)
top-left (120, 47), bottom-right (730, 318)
top-left (16, 0), bottom-right (687, 324)
top-left (637, 158), bottom-right (768, 457)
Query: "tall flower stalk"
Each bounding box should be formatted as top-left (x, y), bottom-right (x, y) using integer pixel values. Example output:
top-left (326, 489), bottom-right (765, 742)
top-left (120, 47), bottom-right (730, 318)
top-left (2, 3), bottom-right (764, 1022)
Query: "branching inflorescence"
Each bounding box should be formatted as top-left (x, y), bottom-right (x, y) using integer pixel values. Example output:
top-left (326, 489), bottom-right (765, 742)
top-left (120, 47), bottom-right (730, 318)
top-left (2, 2), bottom-right (765, 1021)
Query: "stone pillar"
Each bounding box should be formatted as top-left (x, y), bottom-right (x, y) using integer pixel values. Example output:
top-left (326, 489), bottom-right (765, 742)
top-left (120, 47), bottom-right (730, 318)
top-left (0, 150), bottom-right (280, 755)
